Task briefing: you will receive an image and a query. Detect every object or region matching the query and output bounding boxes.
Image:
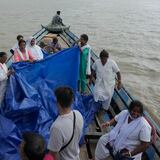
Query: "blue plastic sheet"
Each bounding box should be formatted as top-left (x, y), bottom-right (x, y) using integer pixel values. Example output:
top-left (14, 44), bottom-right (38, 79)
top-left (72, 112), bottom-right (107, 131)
top-left (0, 46), bottom-right (101, 159)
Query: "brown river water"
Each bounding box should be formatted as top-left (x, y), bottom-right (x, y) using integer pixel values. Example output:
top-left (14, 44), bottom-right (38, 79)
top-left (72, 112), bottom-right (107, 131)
top-left (0, 0), bottom-right (160, 124)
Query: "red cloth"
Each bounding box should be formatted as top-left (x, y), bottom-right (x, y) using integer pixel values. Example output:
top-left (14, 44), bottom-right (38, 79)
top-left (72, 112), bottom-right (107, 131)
top-left (43, 153), bottom-right (55, 160)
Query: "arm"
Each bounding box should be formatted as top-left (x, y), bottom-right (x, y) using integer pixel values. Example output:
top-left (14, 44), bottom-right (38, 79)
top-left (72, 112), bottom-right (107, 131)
top-left (131, 141), bottom-right (150, 156)
top-left (116, 71), bottom-right (122, 90)
top-left (47, 127), bottom-right (63, 160)
top-left (122, 141), bottom-right (150, 157)
top-left (101, 118), bottom-right (116, 128)
top-left (13, 52), bottom-right (20, 62)
top-left (89, 69), bottom-right (95, 85)
top-left (102, 110), bottom-right (128, 128)
top-left (7, 69), bottom-right (14, 76)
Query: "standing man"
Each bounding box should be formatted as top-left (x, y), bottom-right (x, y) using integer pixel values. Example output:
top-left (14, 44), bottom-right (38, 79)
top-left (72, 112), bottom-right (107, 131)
top-left (52, 11), bottom-right (64, 26)
top-left (48, 86), bottom-right (84, 160)
top-left (79, 34), bottom-right (91, 94)
top-left (89, 49), bottom-right (121, 110)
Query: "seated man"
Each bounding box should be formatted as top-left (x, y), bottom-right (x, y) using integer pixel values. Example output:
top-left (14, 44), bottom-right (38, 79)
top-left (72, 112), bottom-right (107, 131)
top-left (95, 100), bottom-right (151, 160)
top-left (49, 37), bottom-right (62, 52)
top-left (89, 49), bottom-right (121, 110)
top-left (52, 11), bottom-right (64, 26)
top-left (48, 86), bottom-right (84, 160)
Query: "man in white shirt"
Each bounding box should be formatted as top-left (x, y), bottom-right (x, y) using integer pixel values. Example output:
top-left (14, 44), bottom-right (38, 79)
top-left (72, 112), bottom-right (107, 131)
top-left (89, 49), bottom-right (121, 110)
top-left (48, 86), bottom-right (84, 160)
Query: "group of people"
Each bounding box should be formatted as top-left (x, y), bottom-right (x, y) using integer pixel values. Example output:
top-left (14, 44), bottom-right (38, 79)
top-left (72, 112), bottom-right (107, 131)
top-left (19, 97), bottom-right (151, 160)
top-left (77, 34), bottom-right (152, 160)
top-left (11, 35), bottom-right (62, 63)
top-left (0, 34), bottom-right (62, 106)
top-left (0, 22), bottom-right (153, 159)
top-left (78, 34), bottom-right (121, 111)
top-left (20, 86), bottom-right (84, 160)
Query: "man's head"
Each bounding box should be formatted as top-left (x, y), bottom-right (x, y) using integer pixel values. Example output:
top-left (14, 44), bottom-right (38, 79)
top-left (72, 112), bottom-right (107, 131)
top-left (17, 35), bottom-right (23, 41)
top-left (20, 132), bottom-right (46, 160)
top-left (80, 34), bottom-right (88, 46)
top-left (100, 49), bottom-right (109, 65)
top-left (0, 52), bottom-right (7, 64)
top-left (30, 37), bottom-right (36, 46)
top-left (55, 86), bottom-right (74, 109)
top-left (52, 37), bottom-right (58, 44)
top-left (128, 100), bottom-right (143, 119)
top-left (57, 11), bottom-right (61, 15)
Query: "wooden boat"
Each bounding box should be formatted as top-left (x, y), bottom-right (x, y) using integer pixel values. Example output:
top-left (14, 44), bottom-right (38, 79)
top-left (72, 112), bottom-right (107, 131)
top-left (7, 24), bottom-right (160, 160)
top-left (41, 23), bottom-right (70, 34)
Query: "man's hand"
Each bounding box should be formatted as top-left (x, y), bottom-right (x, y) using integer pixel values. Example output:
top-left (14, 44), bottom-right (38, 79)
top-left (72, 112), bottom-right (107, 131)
top-left (7, 70), bottom-right (14, 76)
top-left (101, 121), bottom-right (110, 128)
top-left (117, 80), bottom-right (122, 90)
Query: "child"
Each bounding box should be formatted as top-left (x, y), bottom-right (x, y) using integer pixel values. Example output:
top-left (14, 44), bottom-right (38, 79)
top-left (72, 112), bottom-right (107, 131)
top-left (0, 52), bottom-right (12, 106)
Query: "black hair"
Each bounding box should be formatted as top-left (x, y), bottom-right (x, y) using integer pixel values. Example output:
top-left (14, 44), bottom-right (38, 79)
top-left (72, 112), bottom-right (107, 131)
top-left (53, 37), bottom-right (58, 43)
top-left (55, 86), bottom-right (74, 108)
top-left (57, 11), bottom-right (61, 15)
top-left (17, 35), bottom-right (23, 41)
top-left (18, 39), bottom-right (26, 46)
top-left (100, 49), bottom-right (109, 58)
top-left (80, 34), bottom-right (88, 42)
top-left (39, 41), bottom-right (46, 49)
top-left (22, 132), bottom-right (46, 160)
top-left (128, 100), bottom-right (144, 115)
top-left (0, 52), bottom-right (7, 57)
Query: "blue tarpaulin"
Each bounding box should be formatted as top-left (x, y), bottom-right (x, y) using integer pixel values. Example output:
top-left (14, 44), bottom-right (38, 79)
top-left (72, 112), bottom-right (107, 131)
top-left (0, 46), bottom-right (101, 159)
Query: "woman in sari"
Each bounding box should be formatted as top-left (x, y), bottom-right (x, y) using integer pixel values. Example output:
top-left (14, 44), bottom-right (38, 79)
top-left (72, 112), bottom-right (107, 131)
top-left (13, 39), bottom-right (35, 63)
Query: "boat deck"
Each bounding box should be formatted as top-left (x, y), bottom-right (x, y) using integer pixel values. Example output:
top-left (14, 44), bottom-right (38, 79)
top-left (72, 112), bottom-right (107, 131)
top-left (28, 27), bottom-right (160, 160)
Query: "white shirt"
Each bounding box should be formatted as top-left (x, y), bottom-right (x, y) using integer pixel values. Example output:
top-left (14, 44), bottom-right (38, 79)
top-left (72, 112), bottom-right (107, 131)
top-left (114, 110), bottom-right (151, 151)
top-left (92, 59), bottom-right (120, 102)
top-left (0, 63), bottom-right (8, 81)
top-left (48, 110), bottom-right (84, 160)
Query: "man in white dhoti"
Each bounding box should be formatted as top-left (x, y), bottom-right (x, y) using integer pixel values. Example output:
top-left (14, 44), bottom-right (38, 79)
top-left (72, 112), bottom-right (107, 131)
top-left (89, 50), bottom-right (121, 110)
top-left (95, 100), bottom-right (151, 160)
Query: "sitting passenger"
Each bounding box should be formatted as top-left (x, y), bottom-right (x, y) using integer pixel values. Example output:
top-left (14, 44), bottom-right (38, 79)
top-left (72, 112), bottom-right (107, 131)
top-left (13, 40), bottom-right (35, 62)
top-left (52, 11), bottom-right (64, 26)
top-left (10, 35), bottom-right (23, 54)
top-left (49, 37), bottom-right (61, 52)
top-left (39, 41), bottom-right (47, 49)
top-left (95, 100), bottom-right (151, 160)
top-left (20, 132), bottom-right (54, 160)
top-left (27, 36), bottom-right (43, 60)
top-left (48, 86), bottom-right (84, 160)
top-left (0, 52), bottom-right (13, 106)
